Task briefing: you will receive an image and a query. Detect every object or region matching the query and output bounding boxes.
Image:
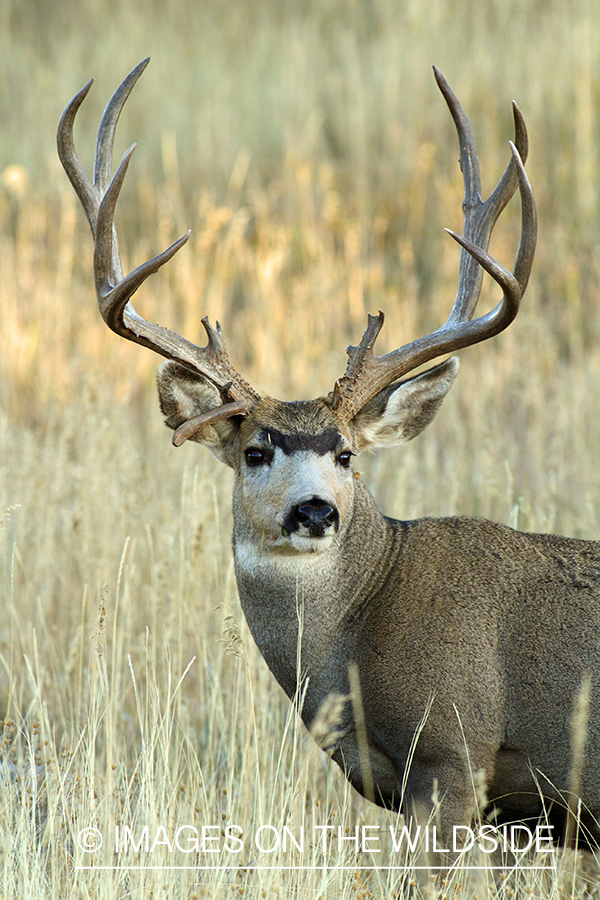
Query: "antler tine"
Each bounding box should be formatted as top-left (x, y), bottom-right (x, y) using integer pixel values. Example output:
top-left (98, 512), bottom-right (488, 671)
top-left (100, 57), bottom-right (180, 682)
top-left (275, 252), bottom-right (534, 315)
top-left (434, 67), bottom-right (529, 325)
top-left (57, 60), bottom-right (261, 411)
top-left (94, 58), bottom-right (149, 195)
top-left (92, 141), bottom-right (190, 334)
top-left (57, 77), bottom-right (98, 230)
top-left (330, 70), bottom-right (537, 421)
top-left (57, 59), bottom-right (150, 240)
top-left (448, 141), bottom-right (536, 311)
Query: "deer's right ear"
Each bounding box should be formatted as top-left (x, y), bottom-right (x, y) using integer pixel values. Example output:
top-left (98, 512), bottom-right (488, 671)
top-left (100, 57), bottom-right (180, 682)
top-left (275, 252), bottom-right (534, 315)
top-left (157, 361), bottom-right (239, 466)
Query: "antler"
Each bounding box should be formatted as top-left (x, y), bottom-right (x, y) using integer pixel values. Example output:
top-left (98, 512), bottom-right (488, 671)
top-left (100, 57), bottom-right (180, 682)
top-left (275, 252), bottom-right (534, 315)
top-left (330, 67), bottom-right (537, 421)
top-left (57, 58), bottom-right (260, 424)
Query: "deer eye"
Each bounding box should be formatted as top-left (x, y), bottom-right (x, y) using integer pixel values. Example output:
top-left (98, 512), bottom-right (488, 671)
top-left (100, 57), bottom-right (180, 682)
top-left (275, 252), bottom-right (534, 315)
top-left (336, 451), bottom-right (353, 468)
top-left (245, 447), bottom-right (269, 467)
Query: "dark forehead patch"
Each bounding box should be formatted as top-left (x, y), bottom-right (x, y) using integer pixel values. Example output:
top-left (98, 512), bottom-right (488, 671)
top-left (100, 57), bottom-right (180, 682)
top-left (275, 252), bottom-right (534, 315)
top-left (258, 427), bottom-right (342, 456)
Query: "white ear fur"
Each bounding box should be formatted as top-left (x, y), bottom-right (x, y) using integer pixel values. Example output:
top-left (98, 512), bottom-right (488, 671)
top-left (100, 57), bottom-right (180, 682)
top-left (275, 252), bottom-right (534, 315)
top-left (352, 357), bottom-right (459, 452)
top-left (157, 361), bottom-right (238, 465)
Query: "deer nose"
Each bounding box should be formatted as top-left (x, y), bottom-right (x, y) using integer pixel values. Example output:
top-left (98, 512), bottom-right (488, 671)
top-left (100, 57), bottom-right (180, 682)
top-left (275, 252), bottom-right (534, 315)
top-left (290, 499), bottom-right (339, 537)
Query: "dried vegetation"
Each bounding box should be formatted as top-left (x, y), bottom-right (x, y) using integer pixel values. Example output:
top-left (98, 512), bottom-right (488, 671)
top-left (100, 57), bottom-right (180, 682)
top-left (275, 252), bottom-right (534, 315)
top-left (1, 2), bottom-right (600, 896)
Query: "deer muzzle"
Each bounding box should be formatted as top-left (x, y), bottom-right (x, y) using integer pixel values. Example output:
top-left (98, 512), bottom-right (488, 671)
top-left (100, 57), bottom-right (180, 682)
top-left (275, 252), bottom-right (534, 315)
top-left (283, 497), bottom-right (340, 539)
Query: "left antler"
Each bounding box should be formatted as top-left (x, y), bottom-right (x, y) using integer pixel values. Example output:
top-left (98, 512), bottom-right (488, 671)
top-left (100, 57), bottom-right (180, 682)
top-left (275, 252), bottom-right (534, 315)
top-left (330, 67), bottom-right (537, 421)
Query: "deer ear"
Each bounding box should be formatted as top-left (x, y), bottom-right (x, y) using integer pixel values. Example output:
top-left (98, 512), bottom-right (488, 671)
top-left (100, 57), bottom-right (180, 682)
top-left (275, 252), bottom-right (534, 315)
top-left (157, 361), bottom-right (239, 465)
top-left (351, 357), bottom-right (459, 452)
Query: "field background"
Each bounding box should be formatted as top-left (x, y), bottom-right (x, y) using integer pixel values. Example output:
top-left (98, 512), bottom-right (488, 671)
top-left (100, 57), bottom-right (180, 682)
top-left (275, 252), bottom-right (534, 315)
top-left (1, 1), bottom-right (600, 897)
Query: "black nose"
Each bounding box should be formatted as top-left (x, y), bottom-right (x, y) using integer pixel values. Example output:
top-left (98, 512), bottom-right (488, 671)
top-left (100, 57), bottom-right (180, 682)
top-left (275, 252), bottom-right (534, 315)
top-left (289, 498), bottom-right (339, 537)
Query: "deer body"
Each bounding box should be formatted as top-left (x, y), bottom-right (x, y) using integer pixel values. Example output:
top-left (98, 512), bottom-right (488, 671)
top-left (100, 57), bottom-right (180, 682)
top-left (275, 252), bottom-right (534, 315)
top-left (238, 499), bottom-right (600, 835)
top-left (59, 60), bottom-right (600, 847)
top-left (219, 393), bottom-right (600, 841)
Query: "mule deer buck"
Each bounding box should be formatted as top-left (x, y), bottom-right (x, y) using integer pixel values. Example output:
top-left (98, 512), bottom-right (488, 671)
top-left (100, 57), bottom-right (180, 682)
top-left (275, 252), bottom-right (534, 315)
top-left (59, 59), bottom-right (600, 851)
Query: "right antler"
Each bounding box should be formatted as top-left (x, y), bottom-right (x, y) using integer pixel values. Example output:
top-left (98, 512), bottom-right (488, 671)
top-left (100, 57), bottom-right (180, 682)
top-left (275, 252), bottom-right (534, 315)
top-left (57, 58), bottom-right (261, 429)
top-left (330, 68), bottom-right (537, 421)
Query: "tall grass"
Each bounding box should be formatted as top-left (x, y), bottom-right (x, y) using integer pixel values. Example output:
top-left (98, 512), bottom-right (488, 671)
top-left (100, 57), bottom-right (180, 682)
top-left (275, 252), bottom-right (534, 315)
top-left (1, 1), bottom-right (600, 896)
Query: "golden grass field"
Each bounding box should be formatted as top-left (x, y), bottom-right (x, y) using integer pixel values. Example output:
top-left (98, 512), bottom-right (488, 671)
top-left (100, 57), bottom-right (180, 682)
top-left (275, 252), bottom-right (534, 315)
top-left (2, 1), bottom-right (600, 896)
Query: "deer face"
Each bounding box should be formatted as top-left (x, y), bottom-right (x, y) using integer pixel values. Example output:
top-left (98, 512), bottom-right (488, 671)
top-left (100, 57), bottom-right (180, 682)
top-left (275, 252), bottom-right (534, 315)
top-left (234, 399), bottom-right (355, 553)
top-left (157, 357), bottom-right (459, 554)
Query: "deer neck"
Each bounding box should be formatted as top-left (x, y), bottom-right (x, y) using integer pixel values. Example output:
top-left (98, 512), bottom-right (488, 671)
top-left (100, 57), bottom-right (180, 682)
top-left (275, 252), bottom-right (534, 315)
top-left (231, 479), bottom-right (398, 711)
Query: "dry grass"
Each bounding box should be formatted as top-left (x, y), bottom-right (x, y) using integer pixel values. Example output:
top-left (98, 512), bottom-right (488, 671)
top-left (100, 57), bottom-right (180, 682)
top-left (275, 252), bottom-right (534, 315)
top-left (1, 1), bottom-right (600, 896)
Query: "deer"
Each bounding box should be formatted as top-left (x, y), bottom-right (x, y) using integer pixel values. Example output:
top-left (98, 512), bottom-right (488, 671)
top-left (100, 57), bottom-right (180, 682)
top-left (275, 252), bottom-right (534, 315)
top-left (58, 59), bottom-right (600, 855)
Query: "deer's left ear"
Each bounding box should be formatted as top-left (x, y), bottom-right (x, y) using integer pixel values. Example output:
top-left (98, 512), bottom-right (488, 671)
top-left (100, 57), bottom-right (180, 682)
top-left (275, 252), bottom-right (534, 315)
top-left (350, 357), bottom-right (459, 452)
